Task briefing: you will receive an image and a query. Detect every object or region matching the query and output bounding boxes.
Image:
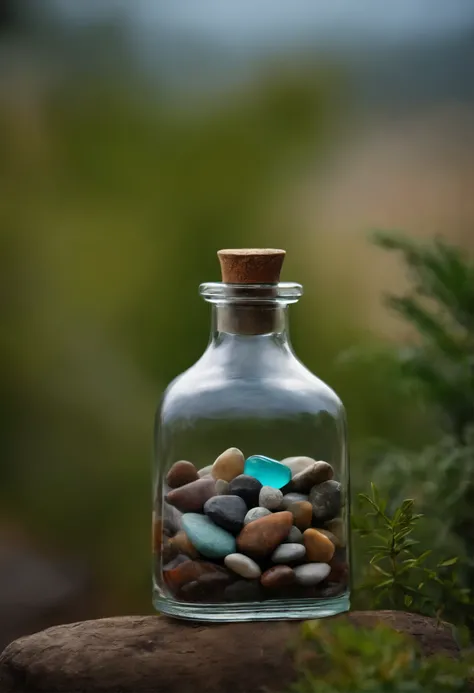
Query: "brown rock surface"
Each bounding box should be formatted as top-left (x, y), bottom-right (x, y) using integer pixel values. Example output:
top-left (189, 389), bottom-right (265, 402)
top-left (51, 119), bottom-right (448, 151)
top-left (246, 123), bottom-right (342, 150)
top-left (165, 477), bottom-right (216, 513)
top-left (0, 611), bottom-right (460, 693)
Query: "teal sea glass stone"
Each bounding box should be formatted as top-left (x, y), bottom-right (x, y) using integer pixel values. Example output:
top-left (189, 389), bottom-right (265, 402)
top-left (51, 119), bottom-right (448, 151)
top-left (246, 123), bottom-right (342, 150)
top-left (244, 455), bottom-right (291, 489)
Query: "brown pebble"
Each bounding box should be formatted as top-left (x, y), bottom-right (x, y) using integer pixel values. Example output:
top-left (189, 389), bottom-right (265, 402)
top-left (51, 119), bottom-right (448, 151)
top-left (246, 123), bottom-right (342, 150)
top-left (165, 476), bottom-right (216, 513)
top-left (288, 501), bottom-right (313, 530)
top-left (164, 560), bottom-right (228, 593)
top-left (212, 447), bottom-right (245, 482)
top-left (170, 530), bottom-right (199, 558)
top-left (261, 565), bottom-right (296, 589)
top-left (303, 528), bottom-right (335, 563)
top-left (289, 461), bottom-right (334, 493)
top-left (166, 460), bottom-right (199, 489)
top-left (180, 572), bottom-right (232, 602)
top-left (236, 511), bottom-right (293, 557)
top-left (317, 529), bottom-right (340, 547)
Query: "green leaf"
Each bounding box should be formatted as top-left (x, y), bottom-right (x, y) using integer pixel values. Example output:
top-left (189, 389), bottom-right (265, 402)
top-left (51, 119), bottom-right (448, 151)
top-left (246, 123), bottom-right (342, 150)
top-left (404, 594), bottom-right (413, 607)
top-left (438, 557), bottom-right (459, 567)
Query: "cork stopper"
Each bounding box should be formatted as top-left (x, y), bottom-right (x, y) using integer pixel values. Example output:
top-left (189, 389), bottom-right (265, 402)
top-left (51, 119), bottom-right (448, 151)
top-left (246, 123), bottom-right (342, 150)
top-left (218, 248), bottom-right (285, 284)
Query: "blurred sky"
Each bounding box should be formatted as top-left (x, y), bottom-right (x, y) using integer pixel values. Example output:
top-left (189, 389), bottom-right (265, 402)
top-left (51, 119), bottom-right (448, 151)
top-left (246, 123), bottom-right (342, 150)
top-left (53, 0), bottom-right (474, 50)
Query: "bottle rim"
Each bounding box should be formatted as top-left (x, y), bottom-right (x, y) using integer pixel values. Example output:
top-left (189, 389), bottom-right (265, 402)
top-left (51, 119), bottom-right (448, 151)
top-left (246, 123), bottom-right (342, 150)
top-left (199, 282), bottom-right (303, 304)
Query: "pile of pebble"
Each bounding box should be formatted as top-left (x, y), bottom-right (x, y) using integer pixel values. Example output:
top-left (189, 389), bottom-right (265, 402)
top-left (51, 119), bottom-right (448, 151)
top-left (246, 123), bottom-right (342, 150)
top-left (154, 448), bottom-right (348, 604)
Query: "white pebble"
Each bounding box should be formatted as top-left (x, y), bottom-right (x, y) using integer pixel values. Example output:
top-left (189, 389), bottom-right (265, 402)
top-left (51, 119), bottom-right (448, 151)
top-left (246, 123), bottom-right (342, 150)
top-left (294, 563), bottom-right (330, 586)
top-left (259, 486), bottom-right (283, 511)
top-left (216, 479), bottom-right (230, 495)
top-left (198, 464), bottom-right (213, 478)
top-left (284, 526), bottom-right (304, 543)
top-left (271, 543), bottom-right (306, 564)
top-left (243, 507), bottom-right (272, 525)
top-left (225, 553), bottom-right (262, 579)
top-left (281, 456), bottom-right (316, 477)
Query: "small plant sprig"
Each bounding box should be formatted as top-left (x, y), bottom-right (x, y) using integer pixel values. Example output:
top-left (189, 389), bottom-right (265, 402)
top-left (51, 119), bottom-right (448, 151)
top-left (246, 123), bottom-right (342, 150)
top-left (352, 483), bottom-right (472, 627)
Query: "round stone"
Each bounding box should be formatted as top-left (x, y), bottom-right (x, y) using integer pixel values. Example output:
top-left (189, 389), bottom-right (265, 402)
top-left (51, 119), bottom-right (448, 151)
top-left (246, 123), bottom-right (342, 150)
top-left (303, 528), bottom-right (336, 563)
top-left (244, 507), bottom-right (272, 525)
top-left (324, 518), bottom-right (346, 547)
top-left (259, 486), bottom-right (283, 511)
top-left (309, 480), bottom-right (341, 522)
top-left (244, 455), bottom-right (291, 489)
top-left (165, 477), bottom-right (216, 514)
top-left (225, 553), bottom-right (262, 579)
top-left (261, 565), bottom-right (296, 589)
top-left (287, 501), bottom-right (313, 530)
top-left (284, 526), bottom-right (304, 543)
top-left (169, 530), bottom-right (199, 559)
top-left (166, 460), bottom-right (199, 489)
top-left (294, 563), bottom-right (331, 586)
top-left (225, 580), bottom-right (263, 602)
top-left (280, 456), bottom-right (316, 477)
top-left (212, 447), bottom-right (245, 482)
top-left (216, 479), bottom-right (230, 495)
top-left (228, 474), bottom-right (262, 508)
top-left (182, 513), bottom-right (236, 559)
top-left (203, 495), bottom-right (247, 534)
top-left (271, 543), bottom-right (306, 564)
top-left (198, 464), bottom-right (213, 478)
top-left (289, 461), bottom-right (334, 494)
top-left (236, 511), bottom-right (293, 557)
top-left (281, 493), bottom-right (309, 509)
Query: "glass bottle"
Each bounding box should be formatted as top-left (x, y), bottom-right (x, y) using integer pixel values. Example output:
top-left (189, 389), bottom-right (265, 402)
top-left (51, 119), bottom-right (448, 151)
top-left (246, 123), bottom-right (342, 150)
top-left (153, 249), bottom-right (349, 621)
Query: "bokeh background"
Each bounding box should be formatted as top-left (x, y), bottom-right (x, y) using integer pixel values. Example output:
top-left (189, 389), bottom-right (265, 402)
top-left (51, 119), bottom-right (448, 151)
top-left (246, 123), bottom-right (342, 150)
top-left (1, 0), bottom-right (474, 648)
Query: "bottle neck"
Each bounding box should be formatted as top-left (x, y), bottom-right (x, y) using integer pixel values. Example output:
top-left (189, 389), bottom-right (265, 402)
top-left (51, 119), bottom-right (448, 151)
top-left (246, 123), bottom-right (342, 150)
top-left (212, 303), bottom-right (288, 338)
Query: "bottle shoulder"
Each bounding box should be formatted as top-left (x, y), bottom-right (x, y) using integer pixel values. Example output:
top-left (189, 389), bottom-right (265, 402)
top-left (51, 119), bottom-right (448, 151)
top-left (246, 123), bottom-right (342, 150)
top-left (157, 348), bottom-right (344, 424)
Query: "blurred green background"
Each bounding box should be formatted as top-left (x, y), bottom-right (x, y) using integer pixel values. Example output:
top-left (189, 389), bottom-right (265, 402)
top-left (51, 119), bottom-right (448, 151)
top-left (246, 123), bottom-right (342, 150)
top-left (1, 0), bottom-right (474, 647)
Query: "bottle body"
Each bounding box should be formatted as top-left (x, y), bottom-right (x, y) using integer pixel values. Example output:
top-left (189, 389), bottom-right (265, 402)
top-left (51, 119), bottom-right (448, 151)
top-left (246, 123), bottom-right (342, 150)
top-left (152, 285), bottom-right (350, 621)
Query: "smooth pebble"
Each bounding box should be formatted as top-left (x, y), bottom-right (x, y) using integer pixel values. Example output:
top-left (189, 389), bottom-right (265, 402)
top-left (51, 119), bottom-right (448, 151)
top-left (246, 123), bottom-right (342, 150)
top-left (212, 447), bottom-right (245, 482)
top-left (244, 455), bottom-right (291, 489)
top-left (237, 511), bottom-right (293, 557)
top-left (203, 495), bottom-right (247, 534)
top-left (294, 563), bottom-right (331, 586)
top-left (303, 528), bottom-right (335, 563)
top-left (271, 542), bottom-right (306, 564)
top-left (288, 501), bottom-right (313, 530)
top-left (182, 513), bottom-right (236, 559)
top-left (165, 477), bottom-right (216, 514)
top-left (166, 460), bottom-right (199, 489)
top-left (309, 480), bottom-right (341, 522)
top-left (229, 474), bottom-right (262, 508)
top-left (324, 518), bottom-right (345, 547)
top-left (289, 461), bottom-right (334, 494)
top-left (260, 565), bottom-right (296, 589)
top-left (225, 553), bottom-right (262, 579)
top-left (259, 486), bottom-right (283, 511)
top-left (244, 507), bottom-right (272, 525)
top-left (198, 464), bottom-right (213, 478)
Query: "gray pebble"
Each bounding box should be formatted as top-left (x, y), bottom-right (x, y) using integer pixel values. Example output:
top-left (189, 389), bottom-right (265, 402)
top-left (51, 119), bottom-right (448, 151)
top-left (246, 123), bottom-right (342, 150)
top-left (284, 526), bottom-right (304, 543)
top-left (271, 543), bottom-right (306, 564)
top-left (216, 479), bottom-right (230, 495)
top-left (281, 493), bottom-right (309, 509)
top-left (259, 486), bottom-right (283, 511)
top-left (309, 480), bottom-right (341, 522)
top-left (289, 461), bottom-right (334, 494)
top-left (294, 563), bottom-right (331, 586)
top-left (243, 507), bottom-right (272, 525)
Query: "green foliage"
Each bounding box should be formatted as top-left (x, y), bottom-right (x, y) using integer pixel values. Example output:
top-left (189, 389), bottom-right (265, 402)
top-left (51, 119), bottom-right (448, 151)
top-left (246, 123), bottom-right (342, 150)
top-left (352, 484), bottom-right (474, 629)
top-left (290, 619), bottom-right (474, 692)
top-left (372, 231), bottom-right (474, 442)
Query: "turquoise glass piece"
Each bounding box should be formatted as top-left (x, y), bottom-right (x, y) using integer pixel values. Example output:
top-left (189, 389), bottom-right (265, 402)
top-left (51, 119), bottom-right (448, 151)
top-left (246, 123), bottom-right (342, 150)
top-left (244, 455), bottom-right (291, 489)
